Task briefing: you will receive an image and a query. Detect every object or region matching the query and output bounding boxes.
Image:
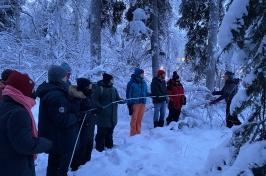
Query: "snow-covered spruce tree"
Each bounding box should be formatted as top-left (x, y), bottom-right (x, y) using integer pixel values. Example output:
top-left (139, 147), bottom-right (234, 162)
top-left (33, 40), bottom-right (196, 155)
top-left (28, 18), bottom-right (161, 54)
top-left (229, 0), bottom-right (266, 174)
top-left (177, 0), bottom-right (210, 81)
top-left (125, 0), bottom-right (171, 76)
top-left (203, 0), bottom-right (266, 175)
top-left (177, 0), bottom-right (224, 83)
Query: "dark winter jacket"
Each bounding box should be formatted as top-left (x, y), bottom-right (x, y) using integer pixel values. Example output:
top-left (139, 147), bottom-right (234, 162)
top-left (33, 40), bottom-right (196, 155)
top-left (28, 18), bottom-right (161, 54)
top-left (0, 81), bottom-right (5, 100)
top-left (36, 82), bottom-right (80, 154)
top-left (0, 96), bottom-right (52, 176)
top-left (71, 93), bottom-right (97, 168)
top-left (212, 78), bottom-right (240, 104)
top-left (92, 80), bottom-right (122, 128)
top-left (167, 79), bottom-right (185, 109)
top-left (151, 77), bottom-right (167, 103)
top-left (126, 75), bottom-right (149, 105)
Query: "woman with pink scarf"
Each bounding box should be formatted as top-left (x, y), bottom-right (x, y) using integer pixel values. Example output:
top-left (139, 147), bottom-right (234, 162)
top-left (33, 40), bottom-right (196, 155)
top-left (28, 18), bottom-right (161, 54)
top-left (0, 71), bottom-right (52, 176)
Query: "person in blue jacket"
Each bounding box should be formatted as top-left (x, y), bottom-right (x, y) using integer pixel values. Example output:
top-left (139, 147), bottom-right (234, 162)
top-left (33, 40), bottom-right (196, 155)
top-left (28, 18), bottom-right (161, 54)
top-left (126, 68), bottom-right (149, 136)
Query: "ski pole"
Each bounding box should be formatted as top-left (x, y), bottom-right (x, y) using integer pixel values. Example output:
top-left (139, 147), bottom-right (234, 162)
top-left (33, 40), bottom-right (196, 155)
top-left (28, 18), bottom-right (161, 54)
top-left (68, 108), bottom-right (97, 171)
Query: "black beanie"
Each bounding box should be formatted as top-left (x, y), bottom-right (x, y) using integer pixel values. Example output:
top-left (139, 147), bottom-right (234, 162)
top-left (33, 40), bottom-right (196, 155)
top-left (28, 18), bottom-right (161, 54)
top-left (103, 73), bottom-right (113, 83)
top-left (172, 71), bottom-right (180, 80)
top-left (77, 78), bottom-right (91, 92)
top-left (224, 71), bottom-right (234, 79)
top-left (48, 65), bottom-right (68, 83)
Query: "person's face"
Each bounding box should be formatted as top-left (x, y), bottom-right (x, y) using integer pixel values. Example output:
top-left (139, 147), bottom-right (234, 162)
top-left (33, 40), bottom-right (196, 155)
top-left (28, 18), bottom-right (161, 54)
top-left (84, 85), bottom-right (93, 96)
top-left (110, 79), bottom-right (114, 84)
top-left (223, 75), bottom-right (229, 81)
top-left (140, 73), bottom-right (144, 78)
top-left (62, 76), bottom-right (68, 83)
top-left (161, 74), bottom-right (166, 79)
top-left (88, 84), bottom-right (92, 90)
top-left (66, 73), bottom-right (71, 80)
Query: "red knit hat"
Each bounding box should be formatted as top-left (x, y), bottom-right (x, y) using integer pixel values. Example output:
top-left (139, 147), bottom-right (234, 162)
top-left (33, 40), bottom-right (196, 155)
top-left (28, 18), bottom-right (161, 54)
top-left (6, 71), bottom-right (35, 97)
top-left (157, 70), bottom-right (165, 77)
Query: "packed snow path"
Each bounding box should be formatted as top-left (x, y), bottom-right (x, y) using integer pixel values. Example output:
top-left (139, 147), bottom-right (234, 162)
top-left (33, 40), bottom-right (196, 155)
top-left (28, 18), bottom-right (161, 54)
top-left (35, 104), bottom-right (232, 176)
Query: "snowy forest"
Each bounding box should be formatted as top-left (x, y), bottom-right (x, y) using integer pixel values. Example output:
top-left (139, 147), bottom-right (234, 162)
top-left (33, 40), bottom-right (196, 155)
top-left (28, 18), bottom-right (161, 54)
top-left (0, 0), bottom-right (265, 176)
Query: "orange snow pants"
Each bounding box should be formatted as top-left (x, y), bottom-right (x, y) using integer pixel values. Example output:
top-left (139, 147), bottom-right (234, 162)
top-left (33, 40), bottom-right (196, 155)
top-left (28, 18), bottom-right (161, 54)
top-left (130, 104), bottom-right (145, 136)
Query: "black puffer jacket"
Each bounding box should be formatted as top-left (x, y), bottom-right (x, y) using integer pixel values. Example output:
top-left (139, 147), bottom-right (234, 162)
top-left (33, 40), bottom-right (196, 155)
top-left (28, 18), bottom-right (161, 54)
top-left (0, 96), bottom-right (52, 176)
top-left (36, 82), bottom-right (80, 154)
top-left (151, 77), bottom-right (167, 103)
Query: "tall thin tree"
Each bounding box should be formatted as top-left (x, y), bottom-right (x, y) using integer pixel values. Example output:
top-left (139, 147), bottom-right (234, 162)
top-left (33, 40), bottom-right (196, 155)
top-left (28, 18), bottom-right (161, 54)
top-left (90, 0), bottom-right (102, 68)
top-left (151, 0), bottom-right (160, 77)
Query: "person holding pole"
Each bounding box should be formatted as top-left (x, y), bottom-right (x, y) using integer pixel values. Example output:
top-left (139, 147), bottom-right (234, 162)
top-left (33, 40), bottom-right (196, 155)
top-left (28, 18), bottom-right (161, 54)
top-left (127, 68), bottom-right (149, 136)
top-left (151, 69), bottom-right (167, 128)
top-left (36, 65), bottom-right (80, 176)
top-left (166, 71), bottom-right (186, 125)
top-left (93, 73), bottom-right (125, 152)
top-left (210, 71), bottom-right (241, 128)
top-left (70, 78), bottom-right (97, 171)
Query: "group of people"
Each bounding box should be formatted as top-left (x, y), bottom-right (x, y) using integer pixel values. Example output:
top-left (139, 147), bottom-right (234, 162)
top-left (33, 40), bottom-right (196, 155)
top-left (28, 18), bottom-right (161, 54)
top-left (0, 63), bottom-right (241, 176)
top-left (126, 68), bottom-right (186, 136)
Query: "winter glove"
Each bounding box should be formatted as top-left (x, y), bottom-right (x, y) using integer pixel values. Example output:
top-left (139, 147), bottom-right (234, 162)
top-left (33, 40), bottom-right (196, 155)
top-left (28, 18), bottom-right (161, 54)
top-left (182, 96), bottom-right (187, 105)
top-left (212, 91), bottom-right (219, 95)
top-left (90, 108), bottom-right (98, 115)
top-left (209, 100), bottom-right (217, 105)
top-left (118, 99), bottom-right (127, 104)
top-left (166, 96), bottom-right (170, 103)
top-left (127, 104), bottom-right (133, 115)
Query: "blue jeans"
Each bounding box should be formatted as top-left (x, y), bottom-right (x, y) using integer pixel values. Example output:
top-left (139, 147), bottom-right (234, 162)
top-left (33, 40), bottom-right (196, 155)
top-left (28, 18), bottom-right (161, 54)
top-left (153, 101), bottom-right (166, 122)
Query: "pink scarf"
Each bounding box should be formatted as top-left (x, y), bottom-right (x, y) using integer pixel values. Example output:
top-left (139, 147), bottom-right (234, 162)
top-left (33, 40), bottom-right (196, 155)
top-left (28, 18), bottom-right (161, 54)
top-left (2, 85), bottom-right (38, 138)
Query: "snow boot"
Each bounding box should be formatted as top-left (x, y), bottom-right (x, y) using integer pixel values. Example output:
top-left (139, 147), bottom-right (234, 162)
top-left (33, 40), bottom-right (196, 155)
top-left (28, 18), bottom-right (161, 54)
top-left (154, 121), bottom-right (159, 128)
top-left (158, 120), bottom-right (164, 127)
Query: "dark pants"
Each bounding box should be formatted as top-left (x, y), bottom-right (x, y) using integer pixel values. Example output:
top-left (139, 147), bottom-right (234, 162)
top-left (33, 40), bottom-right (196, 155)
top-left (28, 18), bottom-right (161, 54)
top-left (226, 102), bottom-right (241, 128)
top-left (166, 106), bottom-right (181, 125)
top-left (71, 116), bottom-right (96, 171)
top-left (95, 127), bottom-right (114, 152)
top-left (46, 153), bottom-right (72, 176)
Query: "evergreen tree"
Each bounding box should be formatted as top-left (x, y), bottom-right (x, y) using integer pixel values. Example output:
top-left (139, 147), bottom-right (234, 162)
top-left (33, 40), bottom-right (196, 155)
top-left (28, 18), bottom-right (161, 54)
top-left (177, 0), bottom-right (210, 80)
top-left (207, 0), bottom-right (266, 174)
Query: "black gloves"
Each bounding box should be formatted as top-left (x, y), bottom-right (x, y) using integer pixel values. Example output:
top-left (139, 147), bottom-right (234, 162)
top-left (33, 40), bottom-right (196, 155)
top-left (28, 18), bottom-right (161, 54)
top-left (127, 104), bottom-right (133, 115)
top-left (212, 91), bottom-right (218, 95)
top-left (209, 100), bottom-right (217, 105)
top-left (119, 99), bottom-right (127, 104)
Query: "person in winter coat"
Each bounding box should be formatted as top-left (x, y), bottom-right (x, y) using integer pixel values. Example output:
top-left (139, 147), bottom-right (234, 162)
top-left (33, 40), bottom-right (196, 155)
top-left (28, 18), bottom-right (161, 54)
top-left (70, 78), bottom-right (97, 171)
top-left (210, 71), bottom-right (241, 128)
top-left (93, 73), bottom-right (124, 152)
top-left (0, 69), bottom-right (14, 100)
top-left (36, 65), bottom-right (81, 176)
top-left (126, 74), bottom-right (135, 116)
top-left (166, 71), bottom-right (185, 125)
top-left (61, 62), bottom-right (72, 87)
top-left (127, 68), bottom-right (149, 136)
top-left (151, 69), bottom-right (167, 127)
top-left (0, 71), bottom-right (52, 176)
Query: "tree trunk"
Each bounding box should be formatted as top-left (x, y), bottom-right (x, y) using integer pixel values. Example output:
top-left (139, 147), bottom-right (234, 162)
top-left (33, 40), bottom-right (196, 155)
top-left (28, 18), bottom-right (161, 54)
top-left (206, 0), bottom-right (219, 90)
top-left (73, 0), bottom-right (80, 42)
top-left (151, 0), bottom-right (160, 77)
top-left (90, 0), bottom-right (102, 68)
top-left (11, 0), bottom-right (21, 39)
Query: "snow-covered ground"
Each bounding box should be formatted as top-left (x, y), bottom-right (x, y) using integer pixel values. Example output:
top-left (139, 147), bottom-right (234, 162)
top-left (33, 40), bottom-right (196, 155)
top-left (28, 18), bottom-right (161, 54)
top-left (32, 84), bottom-right (234, 176)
